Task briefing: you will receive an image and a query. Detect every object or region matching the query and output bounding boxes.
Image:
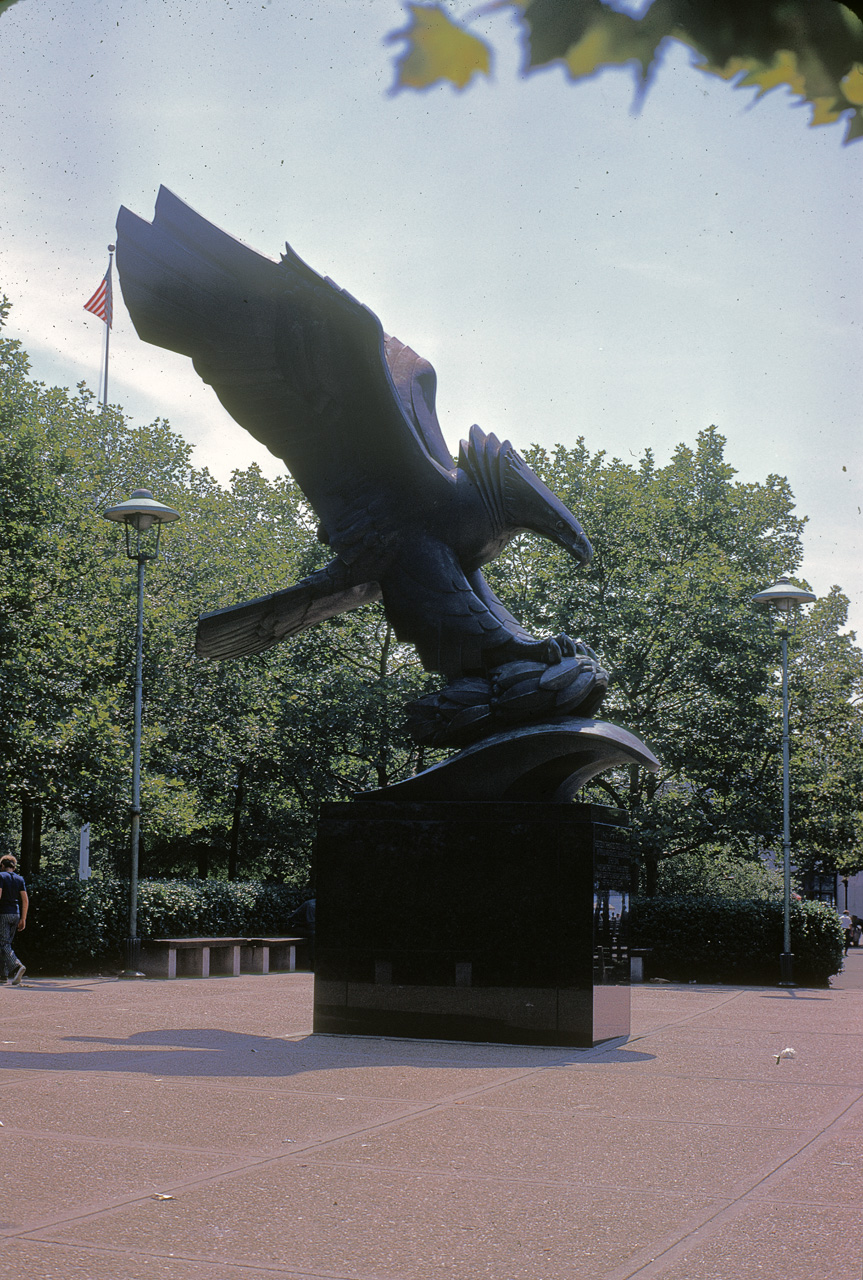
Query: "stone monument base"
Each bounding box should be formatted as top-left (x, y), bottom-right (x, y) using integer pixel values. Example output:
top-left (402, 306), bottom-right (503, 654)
top-left (313, 801), bottom-right (631, 1048)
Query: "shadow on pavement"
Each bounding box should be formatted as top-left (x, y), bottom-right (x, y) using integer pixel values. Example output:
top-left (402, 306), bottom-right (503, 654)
top-left (0, 1027), bottom-right (654, 1078)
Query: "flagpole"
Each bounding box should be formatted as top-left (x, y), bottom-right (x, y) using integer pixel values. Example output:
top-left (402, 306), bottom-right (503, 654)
top-left (85, 247), bottom-right (115, 409)
top-left (102, 245), bottom-right (115, 409)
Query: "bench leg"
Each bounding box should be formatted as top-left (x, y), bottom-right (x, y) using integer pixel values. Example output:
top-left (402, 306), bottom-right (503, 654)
top-left (269, 943), bottom-right (296, 972)
top-left (176, 947), bottom-right (207, 978)
top-left (208, 944), bottom-right (241, 976)
top-left (140, 946), bottom-right (175, 978)
top-left (241, 944), bottom-right (269, 975)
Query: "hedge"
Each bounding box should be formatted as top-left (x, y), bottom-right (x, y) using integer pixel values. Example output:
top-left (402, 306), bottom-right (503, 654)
top-left (18, 878), bottom-right (846, 986)
top-left (630, 895), bottom-right (844, 986)
top-left (19, 873), bottom-right (311, 975)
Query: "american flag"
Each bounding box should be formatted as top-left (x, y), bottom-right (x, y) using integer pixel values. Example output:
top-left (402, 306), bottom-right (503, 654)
top-left (83, 268), bottom-right (112, 328)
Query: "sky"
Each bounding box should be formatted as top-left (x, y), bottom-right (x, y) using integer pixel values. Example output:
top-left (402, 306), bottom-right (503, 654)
top-left (1, 0), bottom-right (861, 633)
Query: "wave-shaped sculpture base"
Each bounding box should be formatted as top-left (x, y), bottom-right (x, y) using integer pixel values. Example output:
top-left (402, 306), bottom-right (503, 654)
top-left (362, 717), bottom-right (659, 803)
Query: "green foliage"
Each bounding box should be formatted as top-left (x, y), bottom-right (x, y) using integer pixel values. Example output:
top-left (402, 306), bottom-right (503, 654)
top-left (0, 301), bottom-right (431, 880)
top-left (631, 895), bottom-right (844, 985)
top-left (390, 1), bottom-right (863, 142)
top-left (0, 297), bottom-right (198, 850)
top-left (3, 306), bottom-right (863, 896)
top-left (21, 874), bottom-right (121, 972)
top-left (486, 427), bottom-right (812, 869)
top-left (135, 877), bottom-right (308, 940)
top-left (389, 3), bottom-right (492, 89)
top-left (784, 589), bottom-right (863, 878)
top-left (655, 850), bottom-right (784, 900)
top-left (20, 875), bottom-right (310, 974)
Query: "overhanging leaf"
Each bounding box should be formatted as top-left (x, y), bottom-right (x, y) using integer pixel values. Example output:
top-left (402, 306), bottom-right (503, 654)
top-left (522, 0), bottom-right (668, 82)
top-left (390, 3), bottom-right (492, 90)
top-left (417, 0), bottom-right (863, 141)
top-left (679, 1), bottom-right (863, 139)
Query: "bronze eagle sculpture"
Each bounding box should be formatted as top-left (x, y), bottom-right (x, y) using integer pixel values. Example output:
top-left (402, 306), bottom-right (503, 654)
top-left (115, 188), bottom-right (601, 691)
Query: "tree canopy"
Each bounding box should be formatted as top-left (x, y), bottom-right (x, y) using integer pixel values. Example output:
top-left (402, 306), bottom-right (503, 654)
top-left (0, 300), bottom-right (432, 882)
top-left (484, 428), bottom-right (863, 880)
top-left (2, 298), bottom-right (862, 889)
top-left (390, 1), bottom-right (863, 143)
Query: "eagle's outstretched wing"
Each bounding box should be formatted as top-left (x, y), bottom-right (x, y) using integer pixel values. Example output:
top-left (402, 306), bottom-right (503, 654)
top-left (195, 561), bottom-right (382, 660)
top-left (115, 187), bottom-right (454, 549)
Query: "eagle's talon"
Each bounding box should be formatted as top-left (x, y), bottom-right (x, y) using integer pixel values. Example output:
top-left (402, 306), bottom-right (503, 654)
top-left (575, 639), bottom-right (600, 664)
top-left (545, 637), bottom-right (563, 665)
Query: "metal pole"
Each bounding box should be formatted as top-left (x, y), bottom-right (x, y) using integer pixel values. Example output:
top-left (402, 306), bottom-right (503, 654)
top-left (780, 628), bottom-right (794, 986)
top-left (102, 315), bottom-right (110, 408)
top-left (102, 245), bottom-right (114, 409)
top-left (120, 548), bottom-right (146, 978)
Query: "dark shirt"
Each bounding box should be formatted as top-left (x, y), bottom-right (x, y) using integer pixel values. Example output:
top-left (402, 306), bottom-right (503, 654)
top-left (0, 871), bottom-right (26, 917)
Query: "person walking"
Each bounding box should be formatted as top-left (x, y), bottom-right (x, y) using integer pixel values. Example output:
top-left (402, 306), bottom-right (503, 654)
top-left (0, 855), bottom-right (28, 985)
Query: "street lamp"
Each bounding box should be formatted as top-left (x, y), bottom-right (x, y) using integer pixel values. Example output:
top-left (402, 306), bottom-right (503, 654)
top-left (752, 576), bottom-right (816, 986)
top-left (104, 488), bottom-right (180, 978)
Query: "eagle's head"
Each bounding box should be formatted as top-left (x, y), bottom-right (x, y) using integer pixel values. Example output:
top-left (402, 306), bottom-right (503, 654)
top-left (503, 447), bottom-right (593, 566)
top-left (459, 424), bottom-right (593, 566)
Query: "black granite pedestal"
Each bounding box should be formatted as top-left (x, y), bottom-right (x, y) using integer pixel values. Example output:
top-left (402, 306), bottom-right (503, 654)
top-left (313, 801), bottom-right (631, 1047)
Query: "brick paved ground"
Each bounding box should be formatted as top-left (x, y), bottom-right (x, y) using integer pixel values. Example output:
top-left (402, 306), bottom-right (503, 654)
top-left (0, 963), bottom-right (861, 1280)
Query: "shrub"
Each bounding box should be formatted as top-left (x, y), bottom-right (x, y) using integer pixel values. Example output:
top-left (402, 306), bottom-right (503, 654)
top-left (20, 873), bottom-right (311, 975)
top-left (654, 850), bottom-right (784, 901)
top-left (22, 874), bottom-right (122, 973)
top-left (631, 895), bottom-right (844, 986)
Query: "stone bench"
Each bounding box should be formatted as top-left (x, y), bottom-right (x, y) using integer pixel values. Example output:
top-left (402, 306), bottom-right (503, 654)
top-left (141, 936), bottom-right (307, 979)
top-left (243, 936), bottom-right (308, 975)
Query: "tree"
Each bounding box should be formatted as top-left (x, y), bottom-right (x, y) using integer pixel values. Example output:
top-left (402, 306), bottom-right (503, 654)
top-left (654, 847), bottom-right (784, 899)
top-left (782, 587), bottom-right (863, 878)
top-left (483, 426), bottom-right (848, 886)
top-left (0, 308), bottom-right (433, 880)
top-left (5, 307), bottom-right (863, 894)
top-left (0, 305), bottom-right (160, 866)
top-left (389, 1), bottom-right (863, 143)
top-left (128, 456), bottom-right (435, 881)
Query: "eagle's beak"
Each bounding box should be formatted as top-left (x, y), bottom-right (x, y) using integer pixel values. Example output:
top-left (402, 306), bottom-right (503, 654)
top-left (556, 523), bottom-right (593, 566)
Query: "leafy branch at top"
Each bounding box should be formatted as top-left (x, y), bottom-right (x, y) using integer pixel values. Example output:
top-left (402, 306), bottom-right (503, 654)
top-left (389, 0), bottom-right (863, 143)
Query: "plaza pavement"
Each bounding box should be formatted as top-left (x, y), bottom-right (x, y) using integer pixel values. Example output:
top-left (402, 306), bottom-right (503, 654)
top-left (1, 953), bottom-right (861, 1280)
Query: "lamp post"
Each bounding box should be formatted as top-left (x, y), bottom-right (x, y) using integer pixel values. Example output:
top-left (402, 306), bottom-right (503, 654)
top-left (104, 488), bottom-right (180, 978)
top-left (752, 576), bottom-right (816, 986)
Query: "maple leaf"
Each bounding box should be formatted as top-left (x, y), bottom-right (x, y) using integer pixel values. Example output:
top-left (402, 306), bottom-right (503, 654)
top-left (671, 1), bottom-right (863, 138)
top-left (392, 0), bottom-right (863, 141)
top-left (389, 3), bottom-right (492, 91)
top-left (522, 0), bottom-right (666, 82)
top-left (525, 0), bottom-right (863, 141)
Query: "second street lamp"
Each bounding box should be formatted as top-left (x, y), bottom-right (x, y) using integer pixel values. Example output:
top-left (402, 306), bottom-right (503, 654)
top-left (104, 488), bottom-right (180, 978)
top-left (752, 575), bottom-right (817, 987)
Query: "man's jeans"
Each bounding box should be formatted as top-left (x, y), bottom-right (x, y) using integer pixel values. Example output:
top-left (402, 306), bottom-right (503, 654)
top-left (0, 915), bottom-right (20, 976)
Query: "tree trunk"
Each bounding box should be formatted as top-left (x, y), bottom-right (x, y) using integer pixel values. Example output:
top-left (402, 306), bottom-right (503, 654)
top-left (33, 800), bottom-right (42, 874)
top-left (228, 762), bottom-right (246, 881)
top-left (374, 623), bottom-right (393, 790)
top-left (20, 796), bottom-right (41, 878)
